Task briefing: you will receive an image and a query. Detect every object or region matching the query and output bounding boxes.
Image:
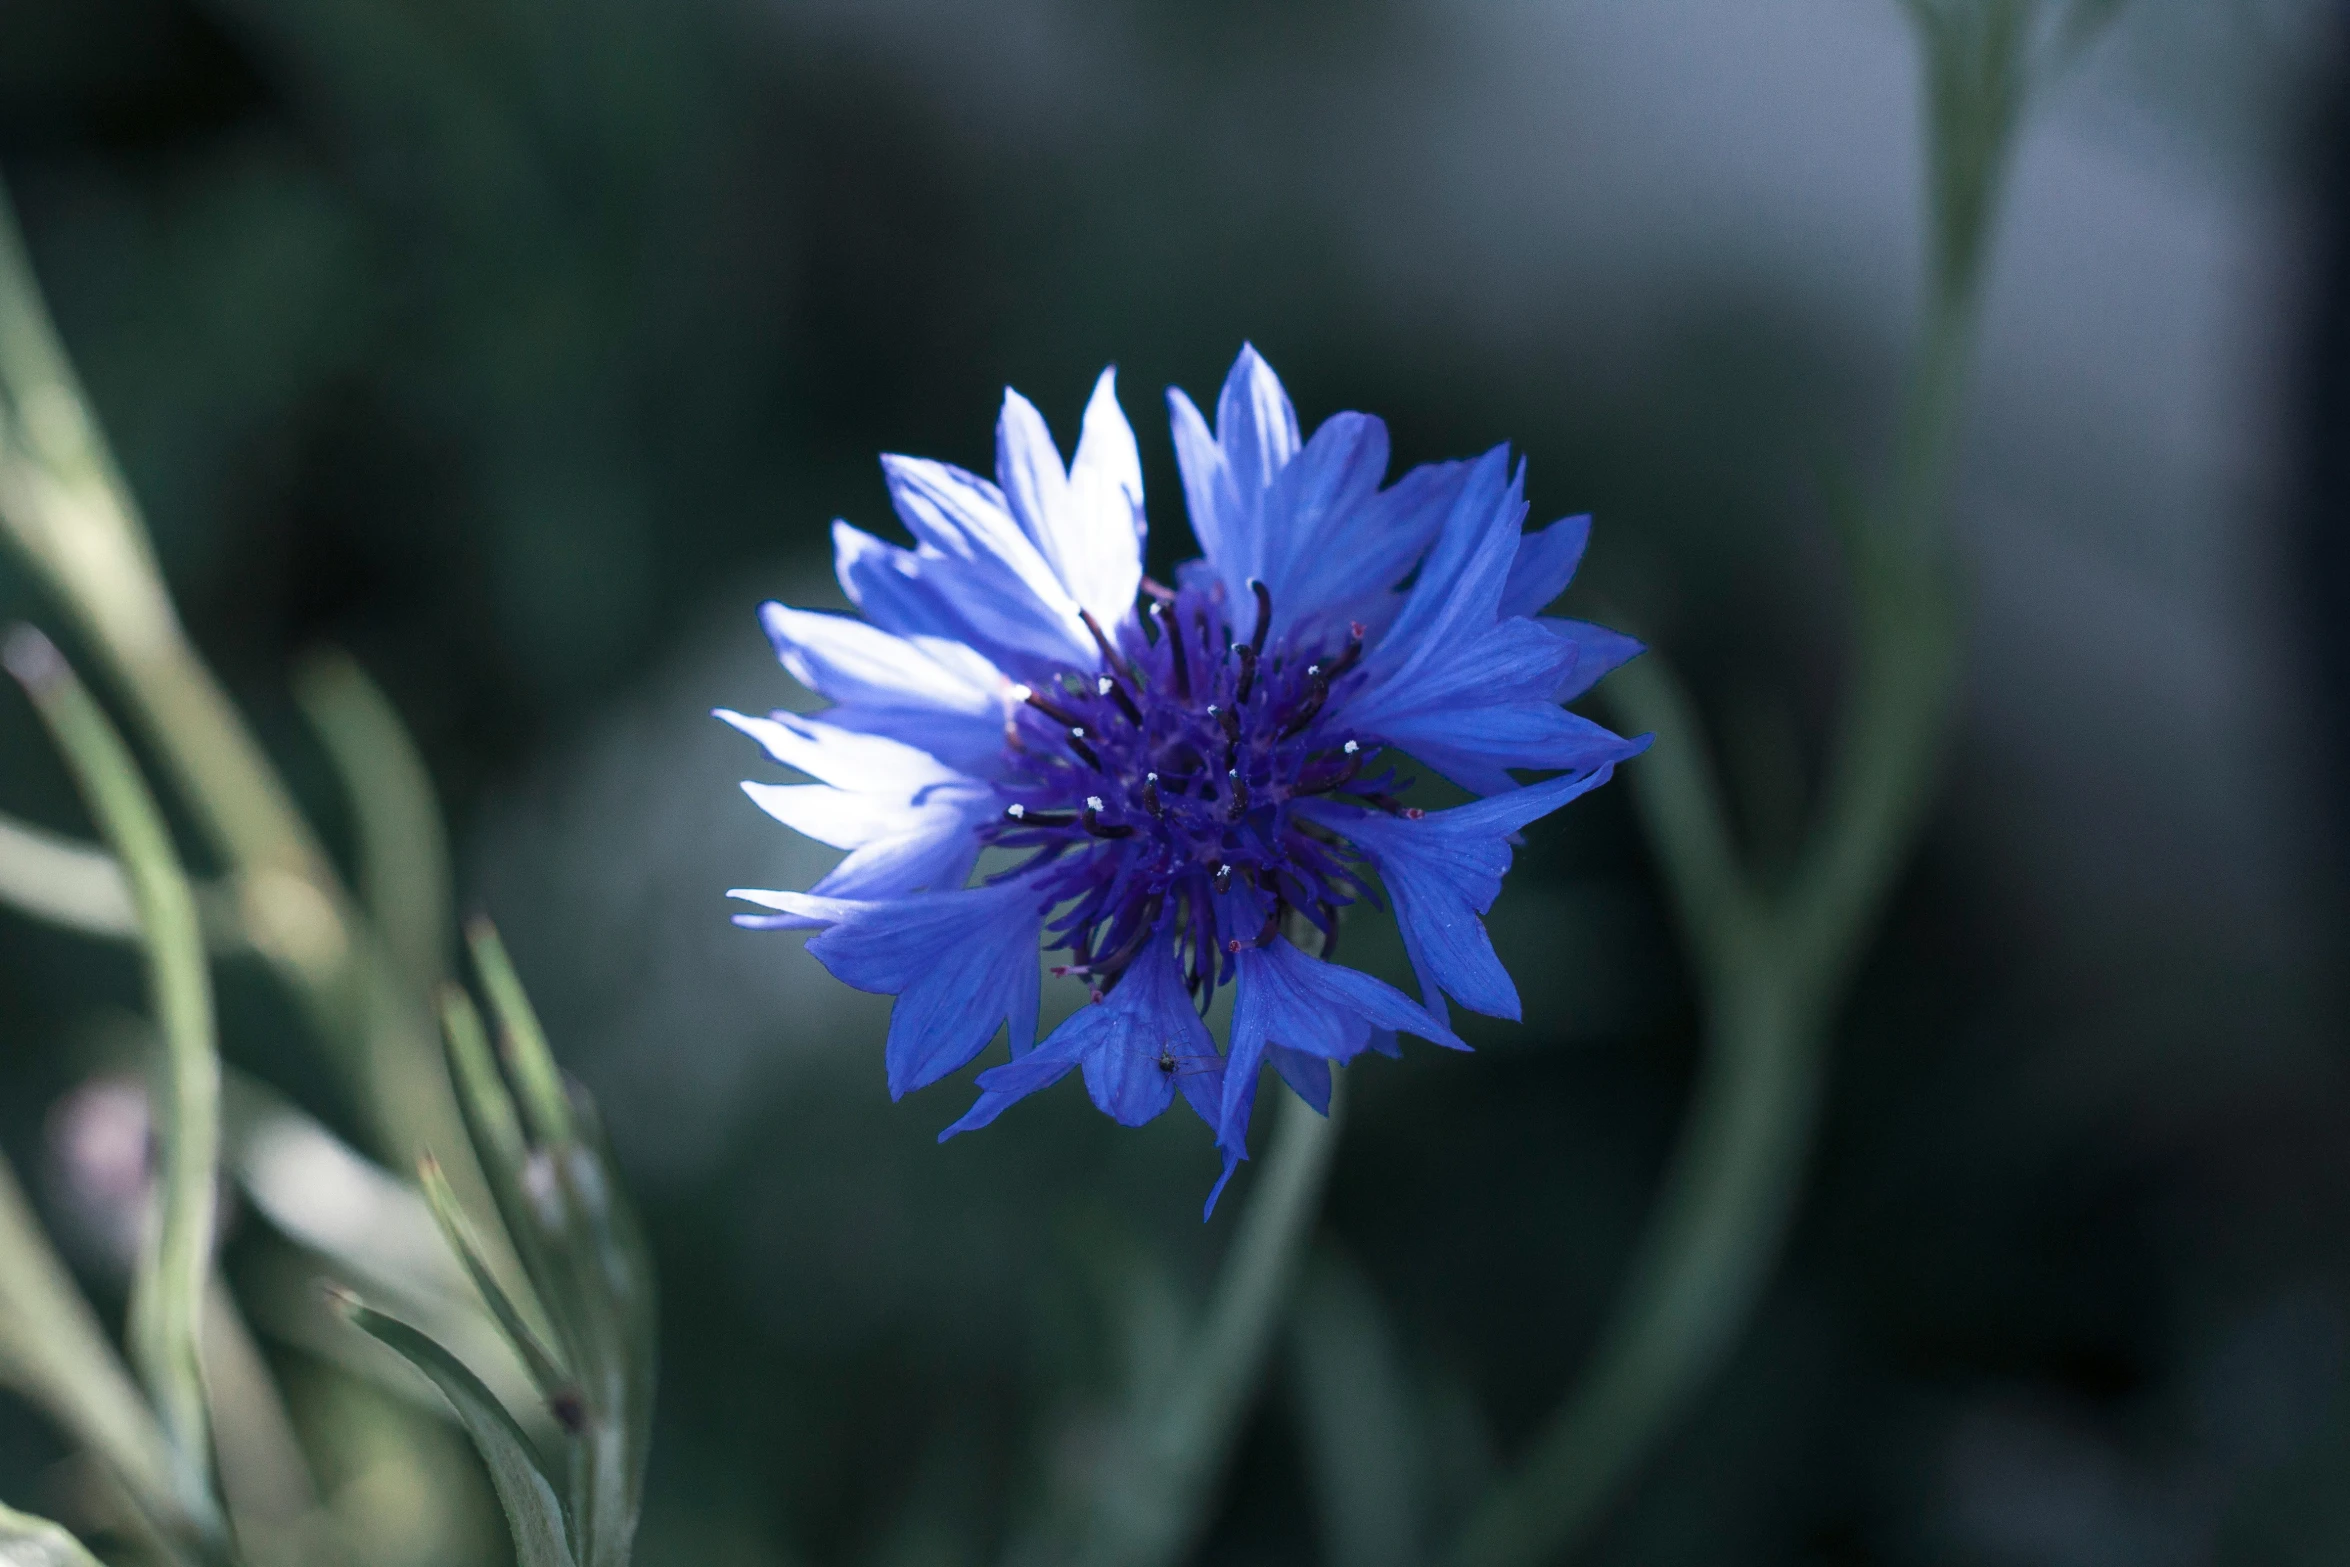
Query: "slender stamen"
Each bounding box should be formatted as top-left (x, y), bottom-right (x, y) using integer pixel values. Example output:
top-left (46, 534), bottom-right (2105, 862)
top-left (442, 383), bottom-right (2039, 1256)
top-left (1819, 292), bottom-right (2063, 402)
top-left (1226, 905), bottom-right (1282, 954)
top-left (1227, 768), bottom-right (1250, 819)
top-left (1322, 629), bottom-right (1366, 681)
top-left (1280, 664), bottom-right (1330, 739)
top-left (1077, 607), bottom-right (1139, 687)
top-left (1004, 803), bottom-right (1076, 827)
top-left (1143, 773), bottom-right (1163, 817)
top-left (1097, 675), bottom-right (1143, 726)
top-left (1247, 579), bottom-right (1273, 656)
top-left (1214, 862), bottom-right (1233, 893)
top-left (1067, 727), bottom-right (1103, 769)
top-left (1235, 642), bottom-right (1259, 705)
top-left (1158, 601), bottom-right (1192, 699)
top-left (1212, 704), bottom-right (1240, 744)
top-left (1081, 796), bottom-right (1133, 839)
top-left (1019, 684), bottom-right (1084, 728)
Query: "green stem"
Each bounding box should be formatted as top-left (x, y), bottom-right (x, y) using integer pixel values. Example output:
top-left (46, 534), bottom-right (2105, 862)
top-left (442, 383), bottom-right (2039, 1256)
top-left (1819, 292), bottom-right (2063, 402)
top-left (1442, 7), bottom-right (2039, 1559)
top-left (0, 173), bottom-right (505, 1270)
top-left (1080, 1083), bottom-right (1345, 1567)
top-left (0, 1150), bottom-right (188, 1533)
top-left (5, 628), bottom-right (225, 1540)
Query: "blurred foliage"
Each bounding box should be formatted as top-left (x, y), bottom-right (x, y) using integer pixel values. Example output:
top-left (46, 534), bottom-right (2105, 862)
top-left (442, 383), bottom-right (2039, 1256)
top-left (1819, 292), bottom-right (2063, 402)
top-left (0, 0), bottom-right (2344, 1564)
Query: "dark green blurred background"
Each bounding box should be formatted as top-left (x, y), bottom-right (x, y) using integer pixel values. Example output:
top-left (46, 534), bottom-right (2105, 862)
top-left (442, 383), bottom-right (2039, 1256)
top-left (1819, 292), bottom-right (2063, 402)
top-left (3, 0), bottom-right (2348, 1561)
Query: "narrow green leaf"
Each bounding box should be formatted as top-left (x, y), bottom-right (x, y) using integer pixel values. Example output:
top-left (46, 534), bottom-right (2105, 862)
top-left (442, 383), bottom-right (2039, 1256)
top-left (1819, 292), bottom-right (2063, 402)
top-left (440, 984), bottom-right (529, 1177)
top-left (1288, 1250), bottom-right (1424, 1567)
top-left (0, 1499), bottom-right (104, 1567)
top-left (335, 1294), bottom-right (577, 1567)
top-left (292, 650), bottom-right (451, 992)
top-left (0, 1153), bottom-right (187, 1534)
top-left (4, 628), bottom-right (218, 1495)
top-left (418, 1155), bottom-right (572, 1403)
top-left (464, 919), bottom-right (574, 1146)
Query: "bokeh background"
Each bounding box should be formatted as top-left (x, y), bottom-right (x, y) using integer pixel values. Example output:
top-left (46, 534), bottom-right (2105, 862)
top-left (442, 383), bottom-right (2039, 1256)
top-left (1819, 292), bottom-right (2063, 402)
top-left (2, 0), bottom-right (2347, 1561)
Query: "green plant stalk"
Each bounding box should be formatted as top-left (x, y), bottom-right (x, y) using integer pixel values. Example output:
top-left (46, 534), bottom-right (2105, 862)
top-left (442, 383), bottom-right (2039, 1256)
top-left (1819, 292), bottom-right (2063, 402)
top-left (0, 1497), bottom-right (108, 1567)
top-left (1443, 5), bottom-right (2034, 1558)
top-left (0, 174), bottom-right (506, 1270)
top-left (0, 1151), bottom-right (191, 1534)
top-left (4, 628), bottom-right (223, 1531)
top-left (1077, 1082), bottom-right (1345, 1567)
top-left (291, 650), bottom-right (451, 994)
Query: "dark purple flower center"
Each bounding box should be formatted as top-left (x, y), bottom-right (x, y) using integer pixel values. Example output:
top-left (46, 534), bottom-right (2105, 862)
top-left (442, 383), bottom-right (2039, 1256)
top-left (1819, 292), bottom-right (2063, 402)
top-left (982, 580), bottom-right (1415, 1007)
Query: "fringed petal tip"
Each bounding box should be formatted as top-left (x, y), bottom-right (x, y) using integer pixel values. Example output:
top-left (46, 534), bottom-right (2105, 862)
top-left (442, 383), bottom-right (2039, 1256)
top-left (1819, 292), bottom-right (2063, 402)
top-left (1202, 1148), bottom-right (1243, 1221)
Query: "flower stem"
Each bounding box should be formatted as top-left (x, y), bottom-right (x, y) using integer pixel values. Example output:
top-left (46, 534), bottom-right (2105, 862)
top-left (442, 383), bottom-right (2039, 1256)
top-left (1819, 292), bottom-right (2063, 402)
top-left (1077, 1082), bottom-right (1344, 1567)
top-left (5, 627), bottom-right (229, 1549)
top-left (0, 171), bottom-right (501, 1260)
top-left (1443, 5), bottom-right (2071, 1560)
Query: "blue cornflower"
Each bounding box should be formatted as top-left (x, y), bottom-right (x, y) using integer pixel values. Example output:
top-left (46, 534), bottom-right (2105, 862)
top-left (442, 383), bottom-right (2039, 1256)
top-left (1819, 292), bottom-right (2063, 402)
top-left (723, 347), bottom-right (1647, 1213)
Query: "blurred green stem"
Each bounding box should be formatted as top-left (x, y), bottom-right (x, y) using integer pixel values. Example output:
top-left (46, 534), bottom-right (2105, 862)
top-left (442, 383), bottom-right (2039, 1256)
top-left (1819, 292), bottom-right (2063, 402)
top-left (1443, 6), bottom-right (2063, 1563)
top-left (0, 1151), bottom-right (188, 1536)
top-left (5, 627), bottom-right (227, 1547)
top-left (1079, 1083), bottom-right (1344, 1567)
top-left (0, 811), bottom-right (248, 949)
top-left (0, 173), bottom-right (501, 1253)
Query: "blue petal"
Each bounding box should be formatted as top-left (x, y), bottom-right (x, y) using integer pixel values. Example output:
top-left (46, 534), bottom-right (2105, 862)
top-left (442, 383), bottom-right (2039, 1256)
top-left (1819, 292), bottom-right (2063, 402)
top-left (1296, 767), bottom-right (1627, 1021)
top-left (1358, 448), bottom-right (1523, 691)
top-left (757, 604), bottom-right (1012, 773)
top-left (943, 935), bottom-right (1214, 1136)
top-left (879, 455), bottom-right (1096, 668)
top-left (1269, 1047), bottom-right (1331, 1114)
top-left (1500, 514), bottom-right (1591, 619)
top-left (996, 370), bottom-right (1146, 630)
top-left (1216, 344), bottom-right (1300, 504)
top-left (1255, 411), bottom-right (1390, 628)
top-left (1542, 618), bottom-right (1647, 702)
top-left (1281, 456), bottom-right (1471, 634)
top-left (1220, 936), bottom-right (1461, 1152)
top-left (717, 708), bottom-right (970, 794)
top-left (831, 522), bottom-right (966, 642)
top-left (1169, 344), bottom-right (1303, 612)
top-left (728, 883), bottom-right (1042, 1097)
top-left (1374, 704), bottom-right (1647, 789)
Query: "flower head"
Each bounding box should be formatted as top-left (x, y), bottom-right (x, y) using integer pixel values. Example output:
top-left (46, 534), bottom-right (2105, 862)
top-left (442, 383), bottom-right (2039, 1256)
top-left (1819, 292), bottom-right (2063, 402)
top-left (725, 347), bottom-right (1646, 1213)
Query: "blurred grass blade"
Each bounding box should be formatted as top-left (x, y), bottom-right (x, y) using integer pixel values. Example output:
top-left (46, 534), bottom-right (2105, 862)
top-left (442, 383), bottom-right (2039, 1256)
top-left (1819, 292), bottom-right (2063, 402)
top-left (292, 649), bottom-right (451, 992)
top-left (1069, 1082), bottom-right (1343, 1567)
top-left (419, 1155), bottom-right (571, 1402)
top-left (5, 627), bottom-right (219, 1498)
top-left (0, 1153), bottom-right (188, 1536)
top-left (465, 920), bottom-right (574, 1146)
top-left (1287, 1249), bottom-right (1424, 1567)
top-left (222, 1071), bottom-right (550, 1433)
top-left (198, 1274), bottom-right (320, 1556)
top-left (441, 985), bottom-right (530, 1175)
top-left (0, 812), bottom-right (247, 950)
top-left (0, 174), bottom-right (499, 1258)
top-left (334, 1294), bottom-right (578, 1567)
top-left (0, 813), bottom-right (138, 938)
top-left (0, 1499), bottom-right (105, 1567)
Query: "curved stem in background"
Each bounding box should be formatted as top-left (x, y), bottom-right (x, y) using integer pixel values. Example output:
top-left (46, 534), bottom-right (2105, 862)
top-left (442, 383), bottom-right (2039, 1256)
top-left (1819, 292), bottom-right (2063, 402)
top-left (0, 1150), bottom-right (187, 1536)
top-left (0, 175), bottom-right (501, 1253)
top-left (1445, 4), bottom-right (2065, 1561)
top-left (1075, 1082), bottom-right (1345, 1567)
top-left (5, 628), bottom-right (227, 1548)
